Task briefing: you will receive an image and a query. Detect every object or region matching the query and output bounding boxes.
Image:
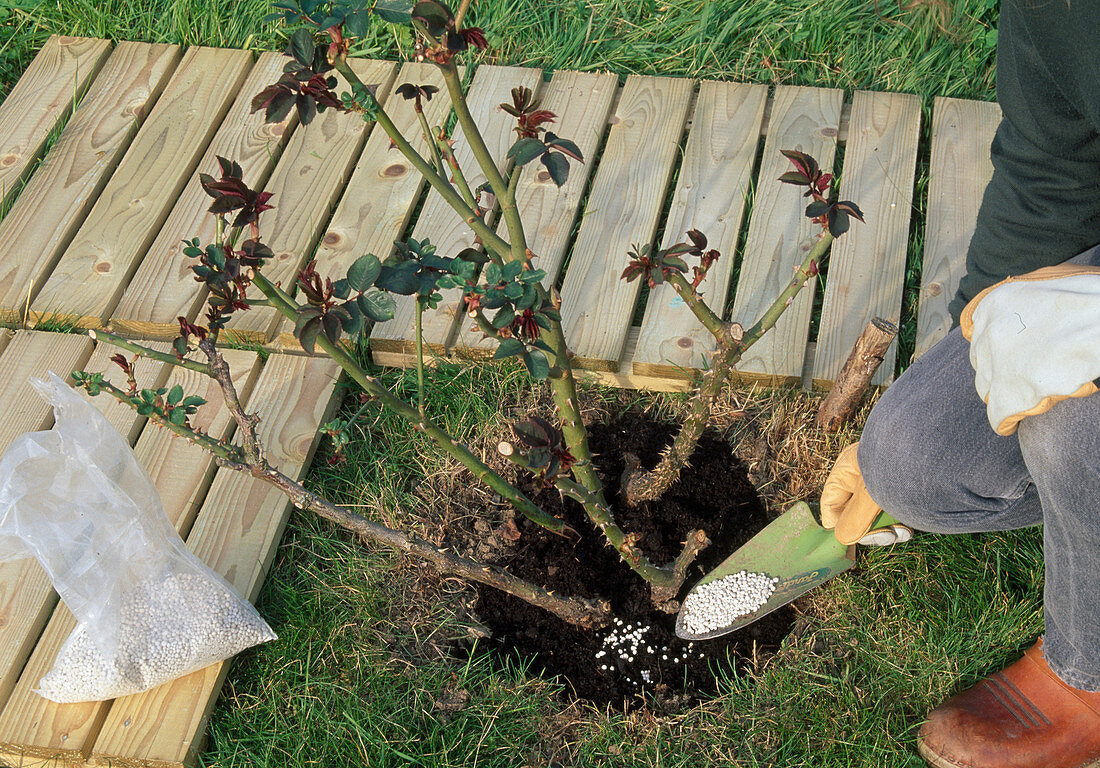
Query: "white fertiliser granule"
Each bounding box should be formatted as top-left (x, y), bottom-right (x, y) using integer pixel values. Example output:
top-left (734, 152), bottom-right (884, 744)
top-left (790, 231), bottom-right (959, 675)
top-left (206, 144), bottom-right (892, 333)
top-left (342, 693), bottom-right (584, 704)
top-left (36, 572), bottom-right (275, 703)
top-left (679, 570), bottom-right (778, 636)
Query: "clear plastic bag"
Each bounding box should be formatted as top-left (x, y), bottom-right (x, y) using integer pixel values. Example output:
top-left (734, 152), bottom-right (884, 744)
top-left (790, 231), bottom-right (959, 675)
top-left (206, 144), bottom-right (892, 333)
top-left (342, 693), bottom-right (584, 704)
top-left (0, 373), bottom-right (276, 703)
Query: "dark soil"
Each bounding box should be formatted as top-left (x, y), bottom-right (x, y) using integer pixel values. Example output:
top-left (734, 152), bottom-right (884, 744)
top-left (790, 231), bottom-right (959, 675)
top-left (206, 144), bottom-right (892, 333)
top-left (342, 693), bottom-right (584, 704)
top-left (469, 412), bottom-right (794, 709)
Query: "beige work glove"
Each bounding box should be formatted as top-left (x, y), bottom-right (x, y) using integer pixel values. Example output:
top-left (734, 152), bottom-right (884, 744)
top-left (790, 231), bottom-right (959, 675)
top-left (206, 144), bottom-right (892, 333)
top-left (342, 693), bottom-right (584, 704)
top-left (961, 264), bottom-right (1100, 436)
top-left (820, 443), bottom-right (911, 546)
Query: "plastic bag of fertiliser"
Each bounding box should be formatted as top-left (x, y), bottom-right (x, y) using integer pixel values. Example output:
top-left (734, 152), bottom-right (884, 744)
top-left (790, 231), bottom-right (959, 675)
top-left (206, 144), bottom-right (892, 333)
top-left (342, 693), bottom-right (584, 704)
top-left (0, 373), bottom-right (275, 703)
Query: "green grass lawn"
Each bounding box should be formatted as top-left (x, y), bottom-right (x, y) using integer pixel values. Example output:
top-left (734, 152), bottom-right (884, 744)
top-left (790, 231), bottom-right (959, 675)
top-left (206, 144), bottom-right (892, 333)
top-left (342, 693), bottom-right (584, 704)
top-left (0, 2), bottom-right (1042, 767)
top-left (1, 0), bottom-right (998, 100)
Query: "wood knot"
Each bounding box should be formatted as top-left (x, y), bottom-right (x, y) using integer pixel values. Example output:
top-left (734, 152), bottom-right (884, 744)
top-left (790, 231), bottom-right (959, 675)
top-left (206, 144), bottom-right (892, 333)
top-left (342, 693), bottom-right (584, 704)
top-left (927, 282), bottom-right (943, 297)
top-left (276, 251), bottom-right (293, 262)
top-left (122, 98), bottom-right (147, 118)
top-left (323, 232), bottom-right (342, 246)
top-left (820, 126), bottom-right (838, 138)
top-left (94, 261), bottom-right (112, 273)
top-left (383, 163), bottom-right (407, 178)
top-left (536, 170), bottom-right (552, 183)
top-left (676, 337), bottom-right (693, 349)
top-left (0, 153), bottom-right (18, 167)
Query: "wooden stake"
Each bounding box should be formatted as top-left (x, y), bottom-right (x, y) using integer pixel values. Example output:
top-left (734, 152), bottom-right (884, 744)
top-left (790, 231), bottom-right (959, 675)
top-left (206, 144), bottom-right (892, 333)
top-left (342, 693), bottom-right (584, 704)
top-left (814, 316), bottom-right (898, 432)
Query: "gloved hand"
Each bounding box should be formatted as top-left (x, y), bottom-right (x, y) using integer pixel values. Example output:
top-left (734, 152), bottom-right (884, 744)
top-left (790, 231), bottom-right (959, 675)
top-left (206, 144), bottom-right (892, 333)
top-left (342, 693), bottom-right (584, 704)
top-left (820, 443), bottom-right (912, 546)
top-left (961, 264), bottom-right (1100, 436)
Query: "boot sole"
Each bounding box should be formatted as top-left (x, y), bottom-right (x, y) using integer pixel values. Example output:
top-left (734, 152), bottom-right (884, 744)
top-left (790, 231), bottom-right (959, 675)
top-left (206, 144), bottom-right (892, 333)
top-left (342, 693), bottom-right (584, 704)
top-left (918, 736), bottom-right (1100, 768)
top-left (916, 738), bottom-right (964, 768)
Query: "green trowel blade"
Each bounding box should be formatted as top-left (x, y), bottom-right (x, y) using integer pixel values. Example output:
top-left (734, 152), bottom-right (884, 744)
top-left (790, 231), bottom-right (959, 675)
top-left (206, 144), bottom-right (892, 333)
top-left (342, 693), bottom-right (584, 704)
top-left (675, 502), bottom-right (855, 640)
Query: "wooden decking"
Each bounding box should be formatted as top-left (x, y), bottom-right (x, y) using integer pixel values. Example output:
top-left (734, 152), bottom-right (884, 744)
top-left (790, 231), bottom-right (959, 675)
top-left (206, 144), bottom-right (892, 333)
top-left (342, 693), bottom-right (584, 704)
top-left (0, 35), bottom-right (1003, 767)
top-left (1, 36), bottom-right (1002, 389)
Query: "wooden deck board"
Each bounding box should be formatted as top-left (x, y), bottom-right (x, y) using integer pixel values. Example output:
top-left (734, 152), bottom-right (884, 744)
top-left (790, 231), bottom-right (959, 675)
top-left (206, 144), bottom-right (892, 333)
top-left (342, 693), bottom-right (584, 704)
top-left (632, 81), bottom-right (769, 377)
top-left (812, 90), bottom-right (922, 387)
top-left (914, 96), bottom-right (1000, 359)
top-left (220, 59), bottom-right (398, 344)
top-left (557, 75), bottom-right (694, 371)
top-left (110, 52), bottom-right (301, 340)
top-left (0, 37), bottom-right (112, 212)
top-left (0, 349), bottom-right (259, 768)
top-left (728, 86), bottom-right (844, 382)
top-left (28, 47), bottom-right (254, 330)
top-left (0, 43), bottom-right (181, 326)
top-left (90, 355), bottom-right (341, 768)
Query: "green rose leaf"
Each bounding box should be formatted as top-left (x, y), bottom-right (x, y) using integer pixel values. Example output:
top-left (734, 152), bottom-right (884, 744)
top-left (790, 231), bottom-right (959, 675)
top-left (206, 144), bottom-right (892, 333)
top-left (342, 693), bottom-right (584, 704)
top-left (347, 253), bottom-right (382, 291)
top-left (541, 152), bottom-right (569, 187)
top-left (359, 290), bottom-right (396, 322)
top-left (495, 338), bottom-right (526, 360)
top-left (288, 28), bottom-right (316, 66)
top-left (298, 316), bottom-right (323, 354)
top-left (506, 137), bottom-right (547, 166)
top-left (374, 0), bottom-right (413, 23)
top-left (167, 385), bottom-right (184, 406)
top-left (523, 349), bottom-right (550, 379)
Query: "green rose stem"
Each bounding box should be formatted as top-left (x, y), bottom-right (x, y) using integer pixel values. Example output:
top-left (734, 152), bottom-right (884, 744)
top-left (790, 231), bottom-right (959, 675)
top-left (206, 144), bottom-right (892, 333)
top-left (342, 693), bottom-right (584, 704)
top-left (434, 128), bottom-right (479, 211)
top-left (417, 69), bottom-right (610, 522)
top-left (337, 47), bottom-right (718, 599)
top-left (437, 62), bottom-right (529, 264)
top-left (84, 377), bottom-right (607, 628)
top-left (88, 329), bottom-right (213, 377)
top-left (454, 0), bottom-right (474, 29)
top-left (83, 378), bottom-right (240, 460)
top-left (622, 231), bottom-right (835, 507)
top-left (347, 53), bottom-right (607, 521)
top-left (250, 271), bottom-right (570, 536)
top-left (338, 56), bottom-right (604, 526)
top-left (329, 57), bottom-right (511, 262)
top-left (415, 294), bottom-right (427, 419)
top-left (415, 106), bottom-right (447, 178)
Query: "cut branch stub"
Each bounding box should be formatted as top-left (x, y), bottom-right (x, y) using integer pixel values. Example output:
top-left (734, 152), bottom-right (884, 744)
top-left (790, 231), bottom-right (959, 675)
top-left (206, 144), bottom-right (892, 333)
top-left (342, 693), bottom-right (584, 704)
top-left (814, 316), bottom-right (899, 432)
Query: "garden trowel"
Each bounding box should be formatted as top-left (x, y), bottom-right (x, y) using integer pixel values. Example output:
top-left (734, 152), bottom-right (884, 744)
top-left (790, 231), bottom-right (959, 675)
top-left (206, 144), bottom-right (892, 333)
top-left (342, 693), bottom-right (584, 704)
top-left (674, 502), bottom-right (899, 640)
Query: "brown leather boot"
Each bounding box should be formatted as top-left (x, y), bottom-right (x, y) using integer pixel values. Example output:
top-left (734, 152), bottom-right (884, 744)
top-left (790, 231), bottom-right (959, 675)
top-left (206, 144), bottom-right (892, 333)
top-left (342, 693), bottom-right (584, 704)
top-left (918, 640), bottom-right (1100, 768)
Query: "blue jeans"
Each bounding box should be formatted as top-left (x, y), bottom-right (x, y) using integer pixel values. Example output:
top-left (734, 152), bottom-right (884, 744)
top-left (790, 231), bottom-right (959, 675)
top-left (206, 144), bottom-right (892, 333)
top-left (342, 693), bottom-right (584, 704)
top-left (858, 247), bottom-right (1100, 691)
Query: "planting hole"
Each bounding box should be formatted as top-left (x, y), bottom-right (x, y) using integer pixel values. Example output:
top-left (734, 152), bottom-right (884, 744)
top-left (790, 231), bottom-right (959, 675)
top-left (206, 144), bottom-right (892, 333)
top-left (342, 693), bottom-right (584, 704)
top-left (465, 413), bottom-right (794, 709)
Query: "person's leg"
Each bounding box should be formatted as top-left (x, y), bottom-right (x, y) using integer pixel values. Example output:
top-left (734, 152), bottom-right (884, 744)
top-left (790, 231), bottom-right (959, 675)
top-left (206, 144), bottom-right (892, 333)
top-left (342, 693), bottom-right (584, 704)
top-left (1017, 395), bottom-right (1100, 691)
top-left (1011, 239), bottom-right (1100, 691)
top-left (858, 326), bottom-right (1042, 533)
top-left (912, 245), bottom-right (1100, 768)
